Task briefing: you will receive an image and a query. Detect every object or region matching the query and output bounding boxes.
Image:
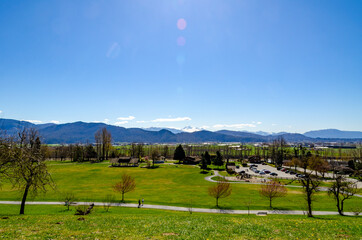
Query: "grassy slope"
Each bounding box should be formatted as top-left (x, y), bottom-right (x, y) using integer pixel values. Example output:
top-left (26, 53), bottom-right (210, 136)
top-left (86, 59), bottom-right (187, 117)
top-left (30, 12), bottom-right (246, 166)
top-left (0, 205), bottom-right (361, 239)
top-left (0, 162), bottom-right (360, 211)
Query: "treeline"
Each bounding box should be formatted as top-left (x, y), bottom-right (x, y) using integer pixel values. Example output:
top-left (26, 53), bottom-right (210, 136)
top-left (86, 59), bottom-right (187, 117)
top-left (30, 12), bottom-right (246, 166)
top-left (45, 128), bottom-right (113, 162)
top-left (44, 136), bottom-right (362, 164)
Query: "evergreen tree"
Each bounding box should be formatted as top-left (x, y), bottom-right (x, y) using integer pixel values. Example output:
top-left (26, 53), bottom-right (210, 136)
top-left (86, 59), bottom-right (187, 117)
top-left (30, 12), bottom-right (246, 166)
top-left (200, 153), bottom-right (207, 171)
top-left (173, 144), bottom-right (186, 164)
top-left (214, 151), bottom-right (224, 166)
top-left (85, 144), bottom-right (97, 161)
top-left (204, 151), bottom-right (211, 165)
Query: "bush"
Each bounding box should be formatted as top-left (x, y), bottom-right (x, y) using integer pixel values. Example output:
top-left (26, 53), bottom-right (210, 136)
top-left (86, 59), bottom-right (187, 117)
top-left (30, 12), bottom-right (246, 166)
top-left (75, 204), bottom-right (94, 215)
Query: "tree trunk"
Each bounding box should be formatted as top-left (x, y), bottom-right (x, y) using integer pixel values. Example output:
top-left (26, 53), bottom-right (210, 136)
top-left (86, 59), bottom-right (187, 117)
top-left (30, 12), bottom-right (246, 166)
top-left (122, 192), bottom-right (124, 202)
top-left (269, 198), bottom-right (272, 209)
top-left (20, 184), bottom-right (30, 215)
top-left (216, 198), bottom-right (219, 207)
top-left (335, 195), bottom-right (342, 215)
top-left (307, 195), bottom-right (313, 217)
top-left (340, 199), bottom-right (345, 216)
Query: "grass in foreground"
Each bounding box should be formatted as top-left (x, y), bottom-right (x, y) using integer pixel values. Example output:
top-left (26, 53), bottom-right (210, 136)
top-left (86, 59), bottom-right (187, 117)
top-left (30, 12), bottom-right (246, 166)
top-left (0, 204), bottom-right (361, 239)
top-left (0, 162), bottom-right (360, 211)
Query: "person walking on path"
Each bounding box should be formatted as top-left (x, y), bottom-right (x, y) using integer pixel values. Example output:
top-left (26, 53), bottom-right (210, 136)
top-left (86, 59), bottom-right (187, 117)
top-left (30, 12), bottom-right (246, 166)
top-left (138, 199), bottom-right (141, 208)
top-left (142, 198), bottom-right (144, 206)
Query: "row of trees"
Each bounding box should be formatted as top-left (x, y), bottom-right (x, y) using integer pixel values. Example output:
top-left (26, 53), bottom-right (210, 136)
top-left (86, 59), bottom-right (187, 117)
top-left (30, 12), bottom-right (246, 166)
top-left (208, 173), bottom-right (357, 217)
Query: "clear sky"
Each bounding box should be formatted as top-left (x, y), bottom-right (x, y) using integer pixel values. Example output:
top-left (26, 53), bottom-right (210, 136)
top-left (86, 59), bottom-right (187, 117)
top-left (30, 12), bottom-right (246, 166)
top-left (0, 0), bottom-right (361, 133)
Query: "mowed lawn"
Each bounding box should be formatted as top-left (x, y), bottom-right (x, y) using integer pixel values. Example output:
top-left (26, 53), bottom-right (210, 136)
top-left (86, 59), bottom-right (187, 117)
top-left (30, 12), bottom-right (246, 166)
top-left (0, 162), bottom-right (361, 211)
top-left (0, 205), bottom-right (361, 239)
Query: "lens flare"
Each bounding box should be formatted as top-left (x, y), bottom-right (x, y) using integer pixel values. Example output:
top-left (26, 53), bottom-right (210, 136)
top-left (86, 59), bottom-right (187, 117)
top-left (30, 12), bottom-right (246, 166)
top-left (177, 18), bottom-right (187, 30)
top-left (177, 36), bottom-right (186, 46)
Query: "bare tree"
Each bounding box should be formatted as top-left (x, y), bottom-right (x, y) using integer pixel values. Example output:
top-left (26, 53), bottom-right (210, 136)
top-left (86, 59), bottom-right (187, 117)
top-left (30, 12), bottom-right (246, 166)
top-left (299, 174), bottom-right (321, 217)
top-left (0, 133), bottom-right (14, 186)
top-left (12, 129), bottom-right (55, 214)
top-left (259, 179), bottom-right (288, 208)
top-left (328, 176), bottom-right (357, 215)
top-left (95, 130), bottom-right (102, 160)
top-left (151, 148), bottom-right (159, 167)
top-left (113, 173), bottom-right (136, 202)
top-left (270, 137), bottom-right (287, 166)
top-left (136, 143), bottom-right (145, 161)
top-left (63, 192), bottom-right (76, 211)
top-left (308, 155), bottom-right (329, 178)
top-left (130, 143), bottom-right (137, 158)
top-left (244, 197), bottom-right (252, 215)
top-left (102, 128), bottom-right (112, 160)
top-left (162, 145), bottom-right (169, 159)
top-left (208, 181), bottom-right (232, 207)
top-left (103, 194), bottom-right (116, 212)
top-left (94, 128), bottom-right (112, 161)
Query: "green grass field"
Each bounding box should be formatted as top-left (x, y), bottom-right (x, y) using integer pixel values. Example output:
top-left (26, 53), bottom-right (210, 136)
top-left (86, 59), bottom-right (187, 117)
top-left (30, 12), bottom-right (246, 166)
top-left (0, 204), bottom-right (361, 239)
top-left (0, 162), bottom-right (360, 212)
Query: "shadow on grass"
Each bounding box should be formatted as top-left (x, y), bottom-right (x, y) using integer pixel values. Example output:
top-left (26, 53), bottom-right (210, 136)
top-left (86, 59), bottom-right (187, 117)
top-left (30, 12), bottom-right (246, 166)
top-left (0, 213), bottom-right (18, 217)
top-left (146, 166), bottom-right (160, 169)
top-left (215, 205), bottom-right (233, 211)
top-left (271, 207), bottom-right (293, 211)
top-left (313, 214), bottom-right (361, 220)
top-left (209, 167), bottom-right (226, 171)
top-left (200, 170), bottom-right (210, 174)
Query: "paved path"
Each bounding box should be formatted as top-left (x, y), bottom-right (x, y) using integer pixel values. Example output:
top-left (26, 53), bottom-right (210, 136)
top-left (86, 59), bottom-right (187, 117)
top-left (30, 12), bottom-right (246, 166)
top-left (0, 201), bottom-right (358, 216)
top-left (205, 171), bottom-right (362, 197)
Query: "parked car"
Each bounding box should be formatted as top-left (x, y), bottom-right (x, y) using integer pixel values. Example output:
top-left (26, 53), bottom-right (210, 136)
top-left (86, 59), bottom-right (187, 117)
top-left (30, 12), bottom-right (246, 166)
top-left (289, 171), bottom-right (296, 175)
top-left (270, 172), bottom-right (278, 176)
top-left (264, 170), bottom-right (271, 174)
top-left (240, 170), bottom-right (245, 174)
top-left (281, 168), bottom-right (287, 172)
top-left (261, 162), bottom-right (266, 165)
top-left (277, 167), bottom-right (282, 170)
top-left (285, 170), bottom-right (290, 173)
top-left (254, 170), bottom-right (260, 173)
top-left (236, 165), bottom-right (240, 169)
top-left (259, 171), bottom-right (266, 175)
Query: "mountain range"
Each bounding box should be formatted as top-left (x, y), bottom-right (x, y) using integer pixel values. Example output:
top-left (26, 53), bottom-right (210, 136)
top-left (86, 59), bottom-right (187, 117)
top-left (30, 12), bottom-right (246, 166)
top-left (0, 118), bottom-right (361, 144)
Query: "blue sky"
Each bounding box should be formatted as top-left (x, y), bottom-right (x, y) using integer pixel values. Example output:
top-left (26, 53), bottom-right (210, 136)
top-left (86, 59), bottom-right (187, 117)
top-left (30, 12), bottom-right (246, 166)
top-left (0, 0), bottom-right (361, 133)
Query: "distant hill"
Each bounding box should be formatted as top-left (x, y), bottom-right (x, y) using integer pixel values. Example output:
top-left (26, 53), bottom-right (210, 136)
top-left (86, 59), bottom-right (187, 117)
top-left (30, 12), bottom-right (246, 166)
top-left (0, 118), bottom-right (35, 135)
top-left (304, 129), bottom-right (362, 139)
top-left (217, 130), bottom-right (313, 142)
top-left (0, 118), bottom-right (361, 144)
top-left (143, 127), bottom-right (183, 134)
top-left (216, 130), bottom-right (267, 141)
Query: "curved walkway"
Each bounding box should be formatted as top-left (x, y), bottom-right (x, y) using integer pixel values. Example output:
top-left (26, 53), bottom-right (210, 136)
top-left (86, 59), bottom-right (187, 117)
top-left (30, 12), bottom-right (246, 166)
top-left (0, 201), bottom-right (357, 216)
top-left (205, 171), bottom-right (362, 198)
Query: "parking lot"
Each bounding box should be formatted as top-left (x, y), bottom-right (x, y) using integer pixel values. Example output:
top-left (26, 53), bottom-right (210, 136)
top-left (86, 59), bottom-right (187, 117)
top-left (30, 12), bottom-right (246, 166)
top-left (235, 163), bottom-right (300, 179)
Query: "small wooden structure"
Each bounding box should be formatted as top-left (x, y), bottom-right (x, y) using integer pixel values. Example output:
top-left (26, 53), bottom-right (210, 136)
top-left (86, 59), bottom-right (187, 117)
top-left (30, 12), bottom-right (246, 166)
top-left (110, 157), bottom-right (139, 167)
top-left (183, 156), bottom-right (201, 165)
